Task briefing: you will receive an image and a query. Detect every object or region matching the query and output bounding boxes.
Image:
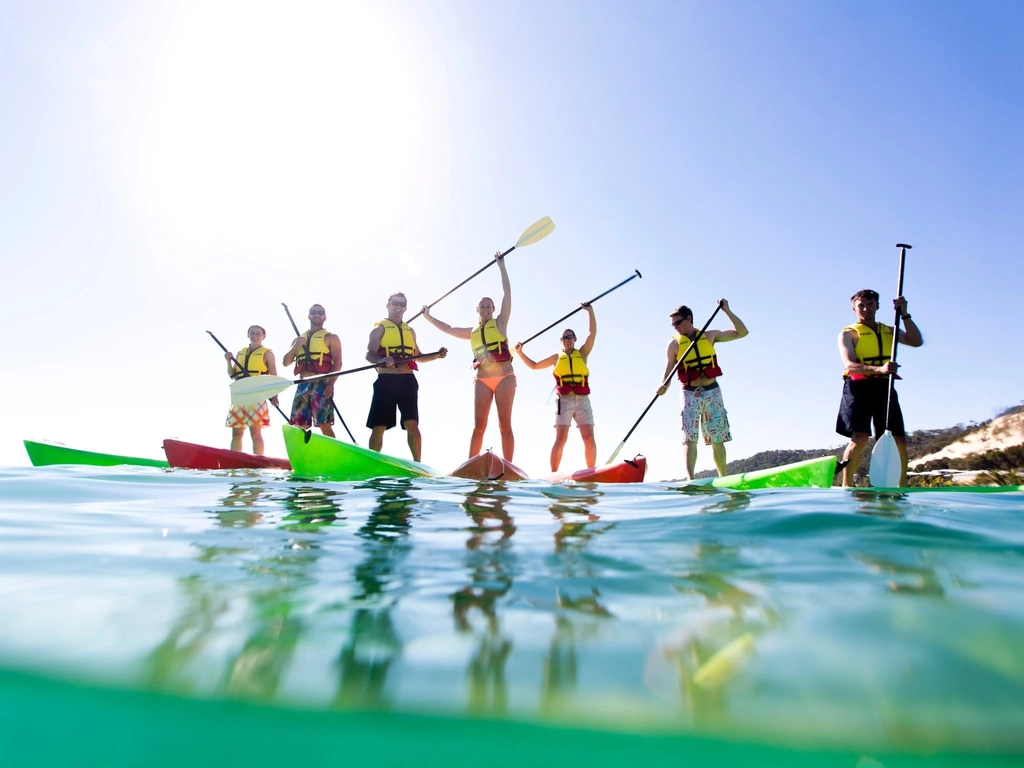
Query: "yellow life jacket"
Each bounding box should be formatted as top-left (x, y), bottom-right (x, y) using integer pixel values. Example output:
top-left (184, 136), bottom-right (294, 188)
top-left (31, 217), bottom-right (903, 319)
top-left (553, 349), bottom-right (590, 395)
top-left (844, 322), bottom-right (894, 380)
top-left (470, 318), bottom-right (511, 368)
top-left (376, 319), bottom-right (418, 370)
top-left (293, 329), bottom-right (334, 375)
top-left (675, 332), bottom-right (722, 384)
top-left (232, 346), bottom-right (269, 380)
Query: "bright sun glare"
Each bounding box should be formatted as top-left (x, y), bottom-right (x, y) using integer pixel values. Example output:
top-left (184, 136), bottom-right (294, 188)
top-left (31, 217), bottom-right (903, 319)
top-left (138, 2), bottom-right (426, 262)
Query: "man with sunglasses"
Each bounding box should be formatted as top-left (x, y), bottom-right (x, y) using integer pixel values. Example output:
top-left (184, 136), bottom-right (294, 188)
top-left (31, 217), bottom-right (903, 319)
top-left (282, 304), bottom-right (342, 437)
top-left (837, 289), bottom-right (923, 486)
top-left (657, 300), bottom-right (748, 479)
top-left (366, 292), bottom-right (447, 462)
top-left (515, 302), bottom-right (597, 471)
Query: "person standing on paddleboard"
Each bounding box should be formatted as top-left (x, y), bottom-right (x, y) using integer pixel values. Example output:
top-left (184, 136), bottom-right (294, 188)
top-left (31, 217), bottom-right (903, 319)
top-left (367, 292), bottom-right (447, 462)
top-left (282, 304), bottom-right (342, 438)
top-left (421, 252), bottom-right (516, 461)
top-left (657, 300), bottom-right (748, 479)
top-left (224, 325), bottom-right (280, 455)
top-left (514, 303), bottom-right (598, 471)
top-left (837, 289), bottom-right (923, 486)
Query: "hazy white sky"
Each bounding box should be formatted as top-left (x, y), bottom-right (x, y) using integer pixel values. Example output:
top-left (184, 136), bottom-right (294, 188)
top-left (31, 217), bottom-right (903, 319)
top-left (2, 0), bottom-right (1022, 478)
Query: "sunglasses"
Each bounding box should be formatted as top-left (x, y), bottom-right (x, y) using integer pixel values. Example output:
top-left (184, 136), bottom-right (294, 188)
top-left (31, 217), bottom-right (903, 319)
top-left (309, 310), bottom-right (325, 316)
top-left (561, 335), bottom-right (576, 340)
top-left (671, 319), bottom-right (684, 327)
top-left (390, 301), bottom-right (407, 307)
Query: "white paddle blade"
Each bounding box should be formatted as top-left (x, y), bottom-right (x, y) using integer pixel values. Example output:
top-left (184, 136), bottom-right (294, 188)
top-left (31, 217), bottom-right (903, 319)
top-left (515, 216), bottom-right (555, 248)
top-left (230, 375), bottom-right (292, 407)
top-left (869, 430), bottom-right (903, 488)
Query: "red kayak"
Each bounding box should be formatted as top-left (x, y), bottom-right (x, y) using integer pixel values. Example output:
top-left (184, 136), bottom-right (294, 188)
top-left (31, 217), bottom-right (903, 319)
top-left (449, 450), bottom-right (529, 481)
top-left (162, 439), bottom-right (292, 470)
top-left (544, 455), bottom-right (647, 484)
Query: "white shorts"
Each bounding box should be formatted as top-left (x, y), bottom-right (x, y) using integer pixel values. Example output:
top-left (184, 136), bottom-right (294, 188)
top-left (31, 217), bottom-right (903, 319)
top-left (681, 385), bottom-right (731, 445)
top-left (554, 393), bottom-right (594, 427)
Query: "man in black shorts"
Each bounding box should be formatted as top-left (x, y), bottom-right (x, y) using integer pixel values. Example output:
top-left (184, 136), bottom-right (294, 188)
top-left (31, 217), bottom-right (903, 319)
top-left (365, 292), bottom-right (447, 461)
top-left (837, 288), bottom-right (923, 486)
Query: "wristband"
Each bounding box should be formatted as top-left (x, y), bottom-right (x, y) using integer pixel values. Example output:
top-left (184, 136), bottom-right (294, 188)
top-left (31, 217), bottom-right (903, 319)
top-left (901, 313), bottom-right (911, 320)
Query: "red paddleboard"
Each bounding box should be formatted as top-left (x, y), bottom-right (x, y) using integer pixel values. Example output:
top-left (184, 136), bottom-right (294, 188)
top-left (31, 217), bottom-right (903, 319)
top-left (449, 450), bottom-right (529, 481)
top-left (544, 455), bottom-right (647, 484)
top-left (162, 439), bottom-right (291, 470)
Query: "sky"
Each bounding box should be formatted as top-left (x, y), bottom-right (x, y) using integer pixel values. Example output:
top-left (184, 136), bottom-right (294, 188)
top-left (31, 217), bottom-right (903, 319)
top-left (2, 0), bottom-right (1022, 479)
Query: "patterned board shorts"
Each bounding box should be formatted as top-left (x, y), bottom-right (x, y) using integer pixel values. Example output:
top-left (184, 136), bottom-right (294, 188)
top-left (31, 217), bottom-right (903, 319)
top-left (681, 385), bottom-right (731, 445)
top-left (554, 393), bottom-right (595, 427)
top-left (290, 380), bottom-right (335, 429)
top-left (225, 401), bottom-right (270, 429)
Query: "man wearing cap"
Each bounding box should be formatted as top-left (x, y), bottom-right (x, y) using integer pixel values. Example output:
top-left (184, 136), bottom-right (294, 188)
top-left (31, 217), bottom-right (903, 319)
top-left (837, 289), bottom-right (923, 486)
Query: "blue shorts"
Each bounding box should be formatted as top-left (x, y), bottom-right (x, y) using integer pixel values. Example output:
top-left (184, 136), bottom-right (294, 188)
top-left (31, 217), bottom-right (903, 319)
top-left (290, 380), bottom-right (335, 429)
top-left (366, 375), bottom-right (419, 431)
top-left (836, 378), bottom-right (905, 438)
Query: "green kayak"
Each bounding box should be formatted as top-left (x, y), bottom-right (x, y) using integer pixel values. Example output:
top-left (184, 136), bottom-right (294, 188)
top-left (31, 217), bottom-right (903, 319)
top-left (23, 439), bottom-right (169, 468)
top-left (283, 425), bottom-right (436, 480)
top-left (684, 455), bottom-right (837, 490)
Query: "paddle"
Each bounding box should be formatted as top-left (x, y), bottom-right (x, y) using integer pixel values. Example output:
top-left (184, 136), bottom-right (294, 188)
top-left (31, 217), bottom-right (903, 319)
top-left (605, 302), bottom-right (724, 464)
top-left (406, 216), bottom-right (555, 322)
top-left (207, 331), bottom-right (290, 422)
top-left (868, 243), bottom-right (911, 488)
top-left (282, 303), bottom-right (357, 444)
top-left (230, 350), bottom-right (448, 407)
top-left (518, 270), bottom-right (642, 346)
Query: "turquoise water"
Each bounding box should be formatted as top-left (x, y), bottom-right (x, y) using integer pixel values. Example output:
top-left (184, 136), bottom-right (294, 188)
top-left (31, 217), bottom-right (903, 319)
top-left (1, 465), bottom-right (1023, 765)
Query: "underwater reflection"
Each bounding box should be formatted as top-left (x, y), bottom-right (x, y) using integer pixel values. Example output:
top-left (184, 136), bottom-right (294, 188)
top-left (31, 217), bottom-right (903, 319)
top-left (854, 550), bottom-right (945, 597)
top-left (333, 479), bottom-right (418, 709)
top-left (850, 489), bottom-right (910, 519)
top-left (143, 483), bottom-right (344, 700)
top-left (453, 483), bottom-right (516, 715)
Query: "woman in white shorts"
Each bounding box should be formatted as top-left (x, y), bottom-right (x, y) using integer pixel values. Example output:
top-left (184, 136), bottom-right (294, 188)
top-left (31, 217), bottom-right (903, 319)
top-left (515, 303), bottom-right (597, 471)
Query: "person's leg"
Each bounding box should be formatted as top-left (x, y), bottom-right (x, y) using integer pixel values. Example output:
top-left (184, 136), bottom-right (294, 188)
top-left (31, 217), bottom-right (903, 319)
top-left (404, 419), bottom-right (422, 462)
top-left (230, 427), bottom-right (245, 452)
top-left (684, 441), bottom-right (699, 479)
top-left (493, 375), bottom-right (516, 461)
top-left (319, 423), bottom-right (336, 438)
top-left (680, 390), bottom-right (701, 480)
top-left (578, 424), bottom-right (596, 468)
top-left (470, 381), bottom-right (495, 457)
top-left (249, 426), bottom-right (265, 455)
top-left (551, 425), bottom-right (571, 471)
top-left (895, 436), bottom-right (909, 487)
top-left (711, 441), bottom-right (727, 475)
top-left (369, 426), bottom-right (386, 453)
top-left (842, 433), bottom-right (870, 487)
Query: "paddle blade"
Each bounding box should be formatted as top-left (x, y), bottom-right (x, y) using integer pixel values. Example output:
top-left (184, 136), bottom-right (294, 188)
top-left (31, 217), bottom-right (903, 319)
top-left (230, 375), bottom-right (292, 406)
top-left (515, 216), bottom-right (555, 248)
top-left (869, 430), bottom-right (903, 488)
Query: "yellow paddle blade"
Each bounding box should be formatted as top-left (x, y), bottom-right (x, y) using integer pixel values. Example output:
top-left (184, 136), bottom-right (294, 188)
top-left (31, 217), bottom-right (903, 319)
top-left (869, 430), bottom-right (903, 488)
top-left (514, 216), bottom-right (555, 248)
top-left (693, 632), bottom-right (755, 689)
top-left (230, 375), bottom-right (293, 407)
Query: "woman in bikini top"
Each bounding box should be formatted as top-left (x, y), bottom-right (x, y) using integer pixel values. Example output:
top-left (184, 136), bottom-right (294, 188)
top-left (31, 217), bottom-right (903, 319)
top-left (421, 251), bottom-right (516, 461)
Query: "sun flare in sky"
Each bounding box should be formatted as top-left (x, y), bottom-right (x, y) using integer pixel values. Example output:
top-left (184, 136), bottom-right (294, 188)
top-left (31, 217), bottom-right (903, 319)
top-left (133, 2), bottom-right (428, 265)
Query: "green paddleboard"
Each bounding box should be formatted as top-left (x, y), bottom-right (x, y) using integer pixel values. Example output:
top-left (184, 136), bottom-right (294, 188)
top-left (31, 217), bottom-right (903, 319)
top-left (23, 439), bottom-right (169, 468)
top-left (684, 455), bottom-right (838, 490)
top-left (283, 425), bottom-right (436, 481)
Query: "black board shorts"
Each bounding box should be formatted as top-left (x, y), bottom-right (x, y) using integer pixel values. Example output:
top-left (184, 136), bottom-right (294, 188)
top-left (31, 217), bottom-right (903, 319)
top-left (836, 377), bottom-right (905, 439)
top-left (366, 374), bottom-right (419, 431)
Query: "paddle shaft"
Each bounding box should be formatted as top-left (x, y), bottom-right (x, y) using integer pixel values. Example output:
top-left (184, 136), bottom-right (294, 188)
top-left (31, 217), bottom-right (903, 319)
top-left (287, 350), bottom-right (446, 384)
top-left (282, 303), bottom-right (357, 444)
top-left (406, 246), bottom-right (516, 323)
top-left (207, 331), bottom-right (290, 422)
top-left (606, 302), bottom-right (724, 464)
top-left (884, 244), bottom-right (911, 430)
top-left (519, 270), bottom-right (642, 346)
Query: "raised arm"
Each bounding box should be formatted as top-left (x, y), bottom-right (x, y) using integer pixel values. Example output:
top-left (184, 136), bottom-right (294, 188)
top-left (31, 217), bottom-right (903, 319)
top-left (706, 299), bottom-right (748, 343)
top-left (894, 296), bottom-right (923, 347)
top-left (513, 342), bottom-right (557, 370)
top-left (495, 252), bottom-right (512, 332)
top-left (421, 305), bottom-right (472, 340)
top-left (578, 303), bottom-right (597, 360)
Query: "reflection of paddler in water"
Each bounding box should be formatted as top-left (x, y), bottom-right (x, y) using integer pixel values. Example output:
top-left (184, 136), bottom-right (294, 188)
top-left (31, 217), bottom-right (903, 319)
top-left (333, 481), bottom-right (418, 709)
top-left (279, 485), bottom-right (345, 531)
top-left (213, 480), bottom-right (271, 528)
top-left (644, 548), bottom-right (777, 723)
top-left (422, 251), bottom-right (516, 461)
top-left (452, 487), bottom-right (516, 714)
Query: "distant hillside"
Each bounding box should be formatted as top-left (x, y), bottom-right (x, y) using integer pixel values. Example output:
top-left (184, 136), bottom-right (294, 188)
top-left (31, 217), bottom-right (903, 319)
top-left (695, 402), bottom-right (1024, 484)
